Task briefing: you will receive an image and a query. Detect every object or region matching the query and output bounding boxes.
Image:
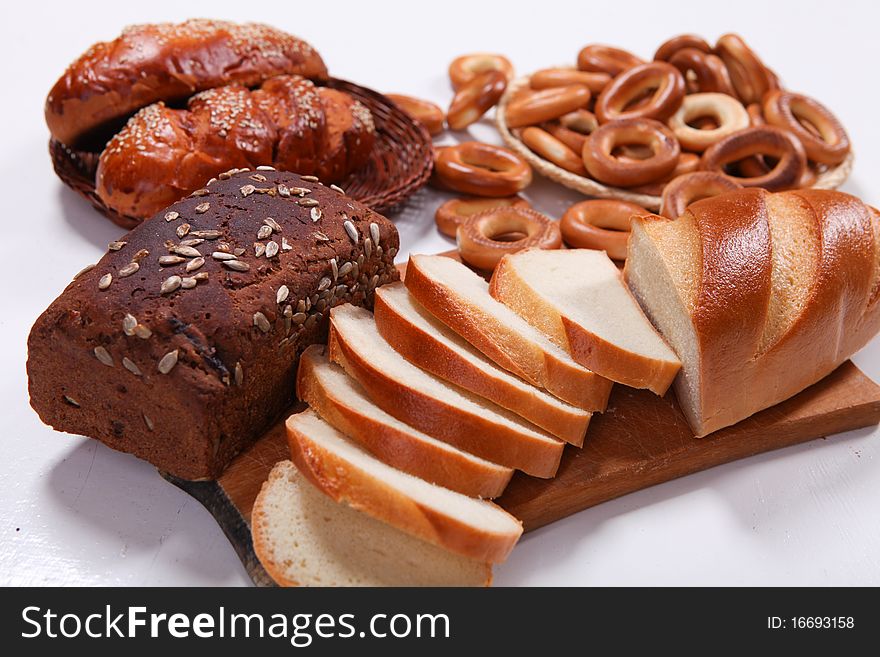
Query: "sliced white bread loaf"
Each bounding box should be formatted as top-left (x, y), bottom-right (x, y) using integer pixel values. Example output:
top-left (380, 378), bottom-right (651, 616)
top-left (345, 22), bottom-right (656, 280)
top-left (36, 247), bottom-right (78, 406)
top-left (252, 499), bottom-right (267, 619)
top-left (328, 304), bottom-right (564, 478)
top-left (297, 345), bottom-right (513, 498)
top-left (490, 249), bottom-right (681, 394)
top-left (287, 410), bottom-right (523, 563)
top-left (252, 461), bottom-right (492, 586)
top-left (374, 283), bottom-right (591, 446)
top-left (404, 254), bottom-right (613, 411)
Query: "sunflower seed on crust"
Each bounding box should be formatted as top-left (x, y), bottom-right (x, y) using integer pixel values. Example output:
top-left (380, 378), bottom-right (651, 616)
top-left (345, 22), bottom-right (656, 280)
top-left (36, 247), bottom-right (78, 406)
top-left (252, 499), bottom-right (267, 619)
top-left (134, 324), bottom-right (152, 339)
top-left (277, 184), bottom-right (291, 197)
top-left (179, 238), bottom-right (204, 247)
top-left (193, 272), bottom-right (209, 281)
top-left (159, 255), bottom-right (186, 266)
top-left (161, 276), bottom-right (182, 295)
top-left (314, 231), bottom-right (330, 242)
top-left (157, 350), bottom-right (179, 374)
top-left (212, 251), bottom-right (237, 261)
top-left (264, 217), bottom-right (282, 232)
top-left (301, 175), bottom-right (319, 182)
top-left (190, 188), bottom-right (209, 197)
top-left (240, 184), bottom-right (256, 197)
top-left (370, 222), bottom-right (380, 245)
top-left (191, 230), bottom-right (222, 239)
top-left (291, 312), bottom-right (308, 325)
top-left (235, 361), bottom-right (244, 386)
top-left (344, 220), bottom-right (358, 243)
top-left (234, 248), bottom-right (246, 256)
top-left (108, 241), bottom-right (127, 251)
top-left (143, 414), bottom-right (154, 431)
top-left (256, 165), bottom-right (276, 171)
top-left (94, 346), bottom-right (114, 367)
top-left (318, 277), bottom-right (332, 291)
top-left (282, 237), bottom-right (292, 251)
top-left (118, 262), bottom-right (139, 277)
top-left (164, 211), bottom-right (180, 222)
top-left (330, 258), bottom-right (338, 280)
top-left (123, 314), bottom-right (137, 335)
top-left (176, 223), bottom-right (191, 238)
top-left (298, 198), bottom-right (319, 207)
top-left (98, 273), bottom-right (113, 290)
top-left (181, 277), bottom-right (197, 289)
top-left (195, 202), bottom-right (210, 214)
top-left (223, 260), bottom-right (250, 272)
top-left (123, 357), bottom-right (142, 376)
top-left (276, 285), bottom-right (290, 304)
top-left (283, 304), bottom-right (293, 317)
top-left (185, 257), bottom-right (205, 272)
top-left (250, 173), bottom-right (267, 182)
top-left (74, 264), bottom-right (96, 280)
top-left (253, 312), bottom-right (271, 333)
top-left (265, 241), bottom-right (279, 258)
top-left (257, 225), bottom-right (273, 240)
top-left (364, 238), bottom-right (372, 260)
top-left (330, 184), bottom-right (345, 194)
top-left (64, 396), bottom-right (80, 407)
top-left (172, 245), bottom-right (201, 258)
top-left (310, 207), bottom-right (322, 222)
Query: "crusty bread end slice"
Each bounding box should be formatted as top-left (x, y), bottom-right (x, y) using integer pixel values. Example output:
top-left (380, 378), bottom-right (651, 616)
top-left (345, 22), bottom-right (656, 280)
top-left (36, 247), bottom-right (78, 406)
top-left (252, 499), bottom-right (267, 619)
top-left (374, 283), bottom-right (591, 446)
top-left (287, 410), bottom-right (523, 563)
top-left (490, 249), bottom-right (681, 394)
top-left (252, 461), bottom-right (492, 586)
top-left (404, 254), bottom-right (613, 410)
top-left (328, 304), bottom-right (564, 478)
top-left (297, 344), bottom-right (513, 498)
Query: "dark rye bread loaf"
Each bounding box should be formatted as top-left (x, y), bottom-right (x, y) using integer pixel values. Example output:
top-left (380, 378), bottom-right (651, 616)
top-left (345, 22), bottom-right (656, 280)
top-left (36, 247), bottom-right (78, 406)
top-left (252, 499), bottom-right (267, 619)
top-left (27, 169), bottom-right (399, 480)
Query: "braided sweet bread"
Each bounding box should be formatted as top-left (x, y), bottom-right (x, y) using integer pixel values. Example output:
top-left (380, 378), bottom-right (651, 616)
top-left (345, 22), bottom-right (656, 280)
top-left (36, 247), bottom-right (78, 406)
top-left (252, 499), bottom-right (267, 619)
top-left (96, 76), bottom-right (376, 219)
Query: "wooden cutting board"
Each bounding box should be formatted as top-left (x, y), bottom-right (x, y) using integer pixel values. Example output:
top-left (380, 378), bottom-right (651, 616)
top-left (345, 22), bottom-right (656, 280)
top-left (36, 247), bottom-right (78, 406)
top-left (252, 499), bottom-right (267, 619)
top-left (164, 359), bottom-right (880, 586)
top-left (162, 252), bottom-right (880, 585)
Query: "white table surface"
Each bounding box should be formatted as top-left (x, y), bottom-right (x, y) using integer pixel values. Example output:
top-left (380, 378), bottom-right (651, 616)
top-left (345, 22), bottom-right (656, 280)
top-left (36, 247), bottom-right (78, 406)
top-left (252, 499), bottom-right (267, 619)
top-left (2, 0), bottom-right (879, 586)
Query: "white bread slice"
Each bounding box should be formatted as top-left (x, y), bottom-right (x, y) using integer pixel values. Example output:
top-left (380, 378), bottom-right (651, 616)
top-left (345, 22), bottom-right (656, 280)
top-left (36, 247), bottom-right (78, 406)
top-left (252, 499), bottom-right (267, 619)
top-left (297, 345), bottom-right (513, 498)
top-left (490, 249), bottom-right (682, 394)
top-left (404, 254), bottom-right (613, 411)
top-left (287, 410), bottom-right (523, 563)
top-left (252, 461), bottom-right (492, 586)
top-left (374, 283), bottom-right (591, 446)
top-left (328, 304), bottom-right (564, 478)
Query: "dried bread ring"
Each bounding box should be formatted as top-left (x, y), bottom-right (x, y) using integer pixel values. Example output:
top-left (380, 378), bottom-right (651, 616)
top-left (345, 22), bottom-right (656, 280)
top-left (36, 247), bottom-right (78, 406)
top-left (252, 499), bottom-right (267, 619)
top-left (660, 171), bottom-right (743, 219)
top-left (434, 142), bottom-right (532, 197)
top-left (595, 62), bottom-right (686, 124)
top-left (715, 34), bottom-right (777, 104)
top-left (435, 195), bottom-right (530, 238)
top-left (530, 68), bottom-right (611, 94)
top-left (521, 126), bottom-right (587, 175)
top-left (762, 90), bottom-right (850, 165)
top-left (505, 85), bottom-right (592, 129)
top-left (560, 199), bottom-right (646, 260)
top-left (668, 92), bottom-right (750, 152)
top-left (457, 207), bottom-right (561, 271)
top-left (385, 94), bottom-right (445, 135)
top-left (700, 125), bottom-right (807, 191)
top-left (654, 34), bottom-right (711, 61)
top-left (577, 45), bottom-right (644, 76)
top-left (583, 118), bottom-right (680, 187)
top-left (449, 53), bottom-right (514, 91)
top-left (668, 48), bottom-right (736, 96)
top-left (447, 70), bottom-right (507, 130)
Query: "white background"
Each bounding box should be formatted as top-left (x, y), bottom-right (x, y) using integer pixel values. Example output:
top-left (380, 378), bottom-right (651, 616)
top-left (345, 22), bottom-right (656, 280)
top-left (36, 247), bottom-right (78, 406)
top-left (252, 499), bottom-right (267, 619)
top-left (2, 0), bottom-right (879, 586)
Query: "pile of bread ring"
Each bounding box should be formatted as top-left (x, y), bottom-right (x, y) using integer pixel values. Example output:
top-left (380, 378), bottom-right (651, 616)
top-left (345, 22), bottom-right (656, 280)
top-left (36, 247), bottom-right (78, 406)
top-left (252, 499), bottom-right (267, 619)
top-left (385, 34), bottom-right (852, 272)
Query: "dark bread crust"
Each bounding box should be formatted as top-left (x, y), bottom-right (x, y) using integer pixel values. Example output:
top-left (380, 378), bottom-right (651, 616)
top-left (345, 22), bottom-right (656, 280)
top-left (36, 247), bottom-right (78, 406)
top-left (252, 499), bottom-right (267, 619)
top-left (46, 19), bottom-right (328, 147)
top-left (95, 76), bottom-right (376, 219)
top-left (27, 170), bottom-right (399, 480)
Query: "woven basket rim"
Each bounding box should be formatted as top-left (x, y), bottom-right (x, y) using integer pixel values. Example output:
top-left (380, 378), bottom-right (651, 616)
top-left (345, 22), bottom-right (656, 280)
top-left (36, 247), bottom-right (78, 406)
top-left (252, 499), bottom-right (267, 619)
top-left (496, 73), bottom-right (854, 212)
top-left (50, 77), bottom-right (433, 227)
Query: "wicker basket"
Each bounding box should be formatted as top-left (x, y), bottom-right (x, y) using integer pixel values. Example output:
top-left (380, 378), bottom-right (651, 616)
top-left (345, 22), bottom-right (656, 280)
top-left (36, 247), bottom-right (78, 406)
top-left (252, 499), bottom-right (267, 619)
top-left (49, 78), bottom-right (434, 229)
top-left (496, 74), bottom-right (854, 212)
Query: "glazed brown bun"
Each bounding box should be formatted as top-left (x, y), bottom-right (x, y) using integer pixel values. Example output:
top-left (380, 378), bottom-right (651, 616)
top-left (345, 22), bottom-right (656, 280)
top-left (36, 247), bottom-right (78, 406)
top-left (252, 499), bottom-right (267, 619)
top-left (46, 19), bottom-right (328, 147)
top-left (96, 76), bottom-right (376, 219)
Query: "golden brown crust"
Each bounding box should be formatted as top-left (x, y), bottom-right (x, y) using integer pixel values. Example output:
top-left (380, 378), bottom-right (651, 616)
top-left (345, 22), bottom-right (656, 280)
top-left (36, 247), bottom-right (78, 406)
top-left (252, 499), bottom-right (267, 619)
top-left (46, 19), bottom-right (328, 147)
top-left (405, 255), bottom-right (613, 410)
top-left (96, 77), bottom-right (375, 219)
top-left (327, 314), bottom-right (564, 477)
top-left (629, 188), bottom-right (880, 435)
top-left (373, 284), bottom-right (590, 445)
top-left (287, 417), bottom-right (523, 564)
top-left (296, 346), bottom-right (513, 498)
